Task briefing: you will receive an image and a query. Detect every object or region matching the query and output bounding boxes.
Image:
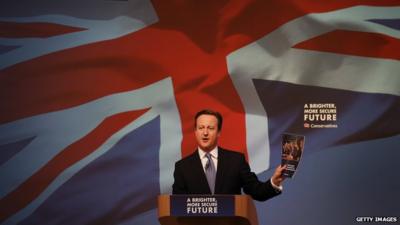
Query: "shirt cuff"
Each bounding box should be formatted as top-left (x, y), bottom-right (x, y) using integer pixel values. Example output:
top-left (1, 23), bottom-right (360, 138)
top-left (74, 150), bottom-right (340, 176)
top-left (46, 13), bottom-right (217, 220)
top-left (270, 178), bottom-right (283, 192)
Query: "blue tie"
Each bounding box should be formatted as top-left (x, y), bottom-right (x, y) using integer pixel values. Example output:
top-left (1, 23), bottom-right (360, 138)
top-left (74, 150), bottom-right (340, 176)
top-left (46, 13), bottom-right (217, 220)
top-left (205, 153), bottom-right (216, 194)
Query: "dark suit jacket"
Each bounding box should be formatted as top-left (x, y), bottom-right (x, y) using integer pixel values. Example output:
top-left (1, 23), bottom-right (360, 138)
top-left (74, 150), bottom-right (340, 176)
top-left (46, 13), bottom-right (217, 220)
top-left (172, 147), bottom-right (281, 201)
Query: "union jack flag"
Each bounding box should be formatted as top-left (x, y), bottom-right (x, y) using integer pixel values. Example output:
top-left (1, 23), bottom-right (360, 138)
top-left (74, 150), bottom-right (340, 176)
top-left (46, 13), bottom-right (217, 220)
top-left (1, 0), bottom-right (399, 224)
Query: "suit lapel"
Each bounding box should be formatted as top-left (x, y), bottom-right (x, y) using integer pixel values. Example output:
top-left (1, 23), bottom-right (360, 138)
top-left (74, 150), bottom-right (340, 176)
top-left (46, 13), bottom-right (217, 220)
top-left (189, 150), bottom-right (212, 194)
top-left (214, 147), bottom-right (226, 194)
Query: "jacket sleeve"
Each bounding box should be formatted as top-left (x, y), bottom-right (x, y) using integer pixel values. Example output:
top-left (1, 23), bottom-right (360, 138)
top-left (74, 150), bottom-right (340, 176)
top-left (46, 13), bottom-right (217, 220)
top-left (239, 154), bottom-right (281, 201)
top-left (172, 161), bottom-right (187, 194)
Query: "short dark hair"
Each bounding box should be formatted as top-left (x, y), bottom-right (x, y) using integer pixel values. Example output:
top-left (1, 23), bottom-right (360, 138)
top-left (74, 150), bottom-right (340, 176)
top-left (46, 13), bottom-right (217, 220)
top-left (194, 109), bottom-right (223, 131)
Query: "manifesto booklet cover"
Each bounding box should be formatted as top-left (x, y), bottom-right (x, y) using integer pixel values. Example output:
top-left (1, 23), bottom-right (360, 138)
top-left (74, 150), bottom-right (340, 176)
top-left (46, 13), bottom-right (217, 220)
top-left (281, 133), bottom-right (305, 178)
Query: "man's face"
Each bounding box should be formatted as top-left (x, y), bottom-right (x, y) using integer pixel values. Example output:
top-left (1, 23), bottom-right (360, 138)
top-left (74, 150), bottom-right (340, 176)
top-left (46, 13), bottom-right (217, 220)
top-left (195, 114), bottom-right (220, 152)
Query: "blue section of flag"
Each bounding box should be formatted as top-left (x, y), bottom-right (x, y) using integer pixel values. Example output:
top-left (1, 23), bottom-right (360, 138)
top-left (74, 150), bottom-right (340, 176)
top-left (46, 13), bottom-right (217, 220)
top-left (0, 45), bottom-right (19, 55)
top-left (253, 79), bottom-right (400, 166)
top-left (367, 19), bottom-right (400, 30)
top-left (0, 136), bottom-right (35, 166)
top-left (20, 116), bottom-right (161, 225)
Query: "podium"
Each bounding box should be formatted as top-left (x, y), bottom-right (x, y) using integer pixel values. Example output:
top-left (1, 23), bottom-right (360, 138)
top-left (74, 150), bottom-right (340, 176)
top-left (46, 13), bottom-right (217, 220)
top-left (158, 195), bottom-right (259, 225)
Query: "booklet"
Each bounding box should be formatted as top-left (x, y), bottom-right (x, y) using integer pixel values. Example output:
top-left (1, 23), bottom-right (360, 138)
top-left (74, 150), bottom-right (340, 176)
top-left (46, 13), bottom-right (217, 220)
top-left (281, 133), bottom-right (305, 178)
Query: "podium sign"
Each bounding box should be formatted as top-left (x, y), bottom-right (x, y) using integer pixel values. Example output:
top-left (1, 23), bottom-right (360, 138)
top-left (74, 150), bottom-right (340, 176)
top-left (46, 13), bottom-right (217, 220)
top-left (158, 195), bottom-right (259, 225)
top-left (170, 195), bottom-right (234, 217)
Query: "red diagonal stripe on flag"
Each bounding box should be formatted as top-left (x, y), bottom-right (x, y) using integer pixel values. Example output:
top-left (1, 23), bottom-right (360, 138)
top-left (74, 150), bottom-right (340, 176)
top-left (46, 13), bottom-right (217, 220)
top-left (0, 21), bottom-right (86, 38)
top-left (294, 30), bottom-right (400, 60)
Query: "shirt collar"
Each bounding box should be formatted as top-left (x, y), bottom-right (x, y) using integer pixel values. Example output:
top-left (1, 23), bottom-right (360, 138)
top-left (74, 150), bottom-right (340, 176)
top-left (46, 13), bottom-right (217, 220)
top-left (198, 146), bottom-right (218, 159)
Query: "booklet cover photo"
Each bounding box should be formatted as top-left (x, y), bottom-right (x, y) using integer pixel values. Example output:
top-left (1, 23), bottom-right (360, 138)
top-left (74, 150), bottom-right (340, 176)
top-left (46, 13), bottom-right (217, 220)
top-left (281, 133), bottom-right (305, 178)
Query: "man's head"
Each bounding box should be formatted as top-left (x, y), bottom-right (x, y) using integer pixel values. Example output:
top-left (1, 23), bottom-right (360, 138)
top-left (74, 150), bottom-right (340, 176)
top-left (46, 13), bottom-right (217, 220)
top-left (194, 109), bottom-right (223, 152)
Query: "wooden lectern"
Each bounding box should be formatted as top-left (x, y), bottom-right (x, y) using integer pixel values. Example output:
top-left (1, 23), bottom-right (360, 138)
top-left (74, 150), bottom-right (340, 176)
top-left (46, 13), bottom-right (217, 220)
top-left (158, 195), bottom-right (259, 225)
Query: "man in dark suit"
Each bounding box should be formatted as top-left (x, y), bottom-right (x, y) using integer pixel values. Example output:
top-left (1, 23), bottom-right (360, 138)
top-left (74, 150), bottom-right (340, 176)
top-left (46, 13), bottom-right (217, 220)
top-left (172, 109), bottom-right (286, 201)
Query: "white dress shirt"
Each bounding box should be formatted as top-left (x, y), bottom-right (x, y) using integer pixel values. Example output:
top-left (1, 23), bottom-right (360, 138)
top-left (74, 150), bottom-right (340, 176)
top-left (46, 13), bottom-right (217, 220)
top-left (198, 147), bottom-right (218, 173)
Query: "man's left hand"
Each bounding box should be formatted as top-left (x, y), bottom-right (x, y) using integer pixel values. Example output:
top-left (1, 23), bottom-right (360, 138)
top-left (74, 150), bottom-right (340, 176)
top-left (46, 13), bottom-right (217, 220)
top-left (271, 165), bottom-right (286, 187)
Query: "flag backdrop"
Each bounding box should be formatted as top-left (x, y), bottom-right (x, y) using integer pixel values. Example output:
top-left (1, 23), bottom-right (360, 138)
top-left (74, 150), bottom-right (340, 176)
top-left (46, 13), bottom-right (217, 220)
top-left (1, 0), bottom-right (399, 224)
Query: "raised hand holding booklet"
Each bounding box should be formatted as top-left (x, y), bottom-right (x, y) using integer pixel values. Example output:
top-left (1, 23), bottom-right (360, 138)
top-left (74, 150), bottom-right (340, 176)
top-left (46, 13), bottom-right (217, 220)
top-left (281, 133), bottom-right (305, 178)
